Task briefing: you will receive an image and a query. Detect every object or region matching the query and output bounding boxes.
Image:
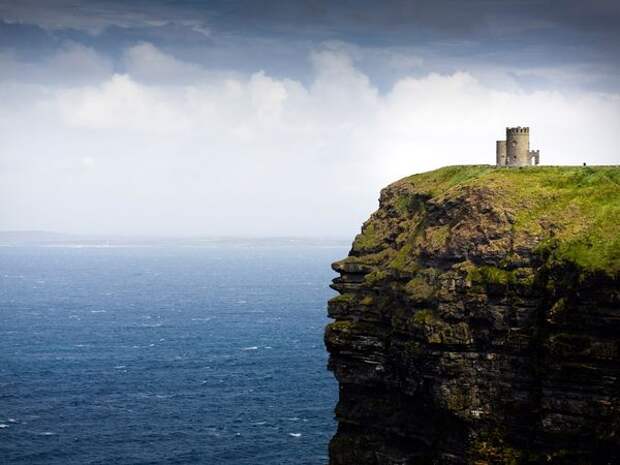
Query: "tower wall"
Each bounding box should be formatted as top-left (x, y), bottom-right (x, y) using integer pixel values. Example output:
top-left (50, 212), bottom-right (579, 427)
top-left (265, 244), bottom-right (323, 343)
top-left (506, 127), bottom-right (530, 166)
top-left (496, 141), bottom-right (507, 166)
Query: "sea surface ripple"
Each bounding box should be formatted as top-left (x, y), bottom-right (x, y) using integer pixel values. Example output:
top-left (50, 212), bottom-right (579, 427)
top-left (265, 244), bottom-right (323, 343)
top-left (0, 244), bottom-right (345, 465)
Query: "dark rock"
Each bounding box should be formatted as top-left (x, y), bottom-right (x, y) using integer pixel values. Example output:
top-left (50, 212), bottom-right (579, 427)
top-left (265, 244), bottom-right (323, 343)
top-left (325, 166), bottom-right (620, 465)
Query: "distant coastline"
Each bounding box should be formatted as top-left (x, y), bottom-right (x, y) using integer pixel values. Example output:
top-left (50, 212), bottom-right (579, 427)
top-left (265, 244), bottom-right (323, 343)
top-left (0, 231), bottom-right (351, 248)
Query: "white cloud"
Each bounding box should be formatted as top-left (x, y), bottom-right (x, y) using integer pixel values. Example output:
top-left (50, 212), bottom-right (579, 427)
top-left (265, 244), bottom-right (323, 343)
top-left (0, 44), bottom-right (618, 237)
top-left (121, 43), bottom-right (210, 84)
top-left (56, 74), bottom-right (192, 132)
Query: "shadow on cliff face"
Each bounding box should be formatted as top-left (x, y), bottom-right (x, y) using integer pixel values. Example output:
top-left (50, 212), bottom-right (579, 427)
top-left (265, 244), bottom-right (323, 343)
top-left (329, 383), bottom-right (469, 465)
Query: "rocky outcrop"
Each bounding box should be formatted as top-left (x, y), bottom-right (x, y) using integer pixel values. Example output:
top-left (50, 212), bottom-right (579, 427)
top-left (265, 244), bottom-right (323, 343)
top-left (325, 166), bottom-right (620, 464)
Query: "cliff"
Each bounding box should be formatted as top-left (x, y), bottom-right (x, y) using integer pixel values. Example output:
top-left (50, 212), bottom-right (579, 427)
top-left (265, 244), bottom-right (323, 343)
top-left (325, 165), bottom-right (620, 465)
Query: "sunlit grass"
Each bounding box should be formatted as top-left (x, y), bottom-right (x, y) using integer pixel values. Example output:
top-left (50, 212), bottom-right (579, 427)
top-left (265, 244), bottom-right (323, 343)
top-left (402, 165), bottom-right (620, 274)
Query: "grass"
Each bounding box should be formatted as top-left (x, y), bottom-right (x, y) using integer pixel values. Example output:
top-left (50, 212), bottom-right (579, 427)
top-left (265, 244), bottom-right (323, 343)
top-left (468, 266), bottom-right (515, 286)
top-left (400, 165), bottom-right (620, 275)
top-left (354, 222), bottom-right (382, 251)
top-left (388, 243), bottom-right (418, 274)
top-left (329, 294), bottom-right (354, 304)
top-left (405, 274), bottom-right (436, 300)
top-left (403, 165), bottom-right (494, 197)
top-left (364, 269), bottom-right (389, 285)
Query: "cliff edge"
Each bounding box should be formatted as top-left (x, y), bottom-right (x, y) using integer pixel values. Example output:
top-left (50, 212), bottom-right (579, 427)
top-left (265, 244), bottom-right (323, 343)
top-left (325, 165), bottom-right (620, 464)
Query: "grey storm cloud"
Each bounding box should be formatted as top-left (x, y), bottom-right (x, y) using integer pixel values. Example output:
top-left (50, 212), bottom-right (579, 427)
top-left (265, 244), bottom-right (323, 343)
top-left (0, 0), bottom-right (618, 94)
top-left (1, 0), bottom-right (618, 81)
top-left (0, 0), bottom-right (210, 34)
top-left (2, 0), bottom-right (620, 39)
top-left (0, 0), bottom-right (620, 33)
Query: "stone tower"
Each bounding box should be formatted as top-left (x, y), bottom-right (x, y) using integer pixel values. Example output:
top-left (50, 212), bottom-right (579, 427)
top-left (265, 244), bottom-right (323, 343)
top-left (507, 127), bottom-right (530, 166)
top-left (496, 126), bottom-right (540, 167)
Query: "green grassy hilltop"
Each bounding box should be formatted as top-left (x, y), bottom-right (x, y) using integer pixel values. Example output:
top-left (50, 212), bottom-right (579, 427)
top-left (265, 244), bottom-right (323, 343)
top-left (395, 165), bottom-right (620, 275)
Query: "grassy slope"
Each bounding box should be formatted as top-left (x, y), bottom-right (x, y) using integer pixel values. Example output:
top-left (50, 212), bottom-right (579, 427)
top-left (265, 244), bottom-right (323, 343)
top-left (401, 165), bottom-right (620, 275)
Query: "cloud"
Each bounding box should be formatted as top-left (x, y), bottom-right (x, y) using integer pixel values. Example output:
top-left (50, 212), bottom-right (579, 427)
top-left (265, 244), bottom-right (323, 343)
top-left (0, 0), bottom-right (210, 35)
top-left (121, 42), bottom-right (226, 84)
top-left (0, 44), bottom-right (618, 236)
top-left (0, 41), bottom-right (113, 85)
top-left (4, 0), bottom-right (619, 38)
top-left (2, 1), bottom-right (618, 98)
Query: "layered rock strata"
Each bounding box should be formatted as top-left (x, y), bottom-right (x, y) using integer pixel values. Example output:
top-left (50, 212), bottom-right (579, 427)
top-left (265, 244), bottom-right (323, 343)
top-left (325, 166), bottom-right (620, 464)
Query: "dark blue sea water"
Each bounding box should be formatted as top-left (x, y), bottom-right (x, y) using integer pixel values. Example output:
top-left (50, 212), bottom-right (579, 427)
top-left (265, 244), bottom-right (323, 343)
top-left (0, 244), bottom-right (347, 465)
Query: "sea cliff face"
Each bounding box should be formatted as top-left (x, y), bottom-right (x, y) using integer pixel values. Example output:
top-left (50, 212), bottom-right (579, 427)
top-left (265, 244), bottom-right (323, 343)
top-left (325, 166), bottom-right (620, 465)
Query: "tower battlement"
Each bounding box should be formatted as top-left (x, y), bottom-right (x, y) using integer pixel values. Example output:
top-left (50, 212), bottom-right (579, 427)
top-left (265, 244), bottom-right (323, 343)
top-left (507, 127), bottom-right (529, 134)
top-left (496, 126), bottom-right (540, 167)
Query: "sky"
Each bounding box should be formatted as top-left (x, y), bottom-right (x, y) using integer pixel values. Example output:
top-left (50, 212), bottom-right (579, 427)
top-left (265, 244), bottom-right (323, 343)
top-left (1, 0), bottom-right (619, 238)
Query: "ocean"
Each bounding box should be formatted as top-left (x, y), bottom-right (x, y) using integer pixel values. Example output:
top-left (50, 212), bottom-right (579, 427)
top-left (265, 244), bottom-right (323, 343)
top-left (0, 243), bottom-right (348, 465)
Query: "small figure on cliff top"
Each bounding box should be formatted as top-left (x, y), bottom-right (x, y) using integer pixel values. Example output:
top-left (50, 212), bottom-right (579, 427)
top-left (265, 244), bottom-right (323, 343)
top-left (496, 127), bottom-right (540, 167)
